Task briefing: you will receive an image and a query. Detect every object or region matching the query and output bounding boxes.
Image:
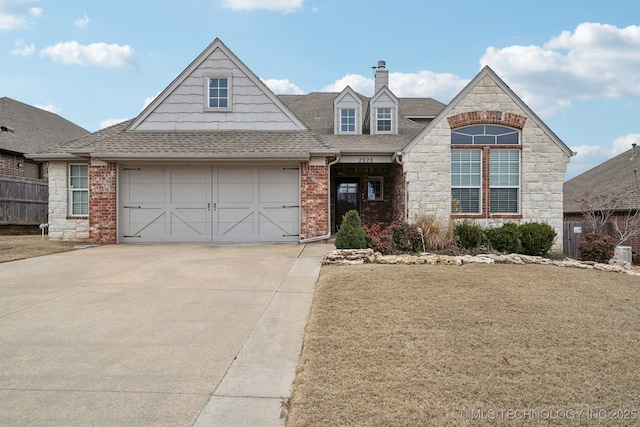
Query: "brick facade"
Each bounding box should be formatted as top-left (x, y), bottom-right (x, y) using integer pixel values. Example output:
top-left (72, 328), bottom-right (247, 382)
top-left (300, 157), bottom-right (329, 239)
top-left (0, 152), bottom-right (44, 180)
top-left (447, 110), bottom-right (527, 130)
top-left (331, 164), bottom-right (397, 231)
top-left (88, 160), bottom-right (117, 244)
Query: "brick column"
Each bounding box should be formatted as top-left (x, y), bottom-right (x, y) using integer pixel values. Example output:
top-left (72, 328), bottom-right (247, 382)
top-left (300, 158), bottom-right (329, 239)
top-left (89, 160), bottom-right (117, 244)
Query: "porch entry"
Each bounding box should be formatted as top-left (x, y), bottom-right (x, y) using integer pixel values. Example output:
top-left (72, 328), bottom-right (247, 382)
top-left (335, 178), bottom-right (360, 231)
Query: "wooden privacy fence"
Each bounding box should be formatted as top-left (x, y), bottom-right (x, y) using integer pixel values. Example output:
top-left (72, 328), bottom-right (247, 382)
top-left (0, 176), bottom-right (48, 225)
top-left (563, 220), bottom-right (613, 258)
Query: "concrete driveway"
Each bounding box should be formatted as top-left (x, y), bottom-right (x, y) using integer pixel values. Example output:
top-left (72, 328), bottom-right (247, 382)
top-left (0, 243), bottom-right (332, 426)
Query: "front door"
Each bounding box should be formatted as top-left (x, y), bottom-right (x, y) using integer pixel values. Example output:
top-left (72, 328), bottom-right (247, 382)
top-left (335, 178), bottom-right (360, 231)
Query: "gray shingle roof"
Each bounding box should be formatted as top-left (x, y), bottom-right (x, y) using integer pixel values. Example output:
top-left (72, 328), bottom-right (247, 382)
top-left (564, 148), bottom-right (640, 213)
top-left (33, 91), bottom-right (446, 160)
top-left (0, 97), bottom-right (89, 155)
top-left (32, 119), bottom-right (333, 160)
top-left (279, 92), bottom-right (445, 153)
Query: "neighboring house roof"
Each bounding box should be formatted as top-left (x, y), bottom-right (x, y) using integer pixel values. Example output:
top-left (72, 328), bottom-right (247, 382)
top-left (564, 148), bottom-right (640, 213)
top-left (0, 97), bottom-right (89, 155)
top-left (403, 66), bottom-right (575, 158)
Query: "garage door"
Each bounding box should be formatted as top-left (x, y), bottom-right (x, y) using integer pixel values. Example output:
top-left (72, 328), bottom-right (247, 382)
top-left (120, 165), bottom-right (300, 243)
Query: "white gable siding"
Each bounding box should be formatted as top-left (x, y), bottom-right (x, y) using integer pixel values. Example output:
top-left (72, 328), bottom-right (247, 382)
top-left (333, 89), bottom-right (363, 134)
top-left (134, 48), bottom-right (302, 131)
top-left (404, 75), bottom-right (570, 252)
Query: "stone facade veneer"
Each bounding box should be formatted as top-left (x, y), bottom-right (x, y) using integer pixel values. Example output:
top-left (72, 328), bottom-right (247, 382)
top-left (47, 161), bottom-right (89, 241)
top-left (403, 75), bottom-right (570, 253)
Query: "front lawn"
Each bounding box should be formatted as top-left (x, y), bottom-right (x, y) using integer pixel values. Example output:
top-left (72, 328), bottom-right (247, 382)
top-left (287, 264), bottom-right (640, 426)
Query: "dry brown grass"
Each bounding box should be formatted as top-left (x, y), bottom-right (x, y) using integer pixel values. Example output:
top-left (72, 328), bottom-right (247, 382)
top-left (0, 235), bottom-right (77, 263)
top-left (287, 264), bottom-right (640, 426)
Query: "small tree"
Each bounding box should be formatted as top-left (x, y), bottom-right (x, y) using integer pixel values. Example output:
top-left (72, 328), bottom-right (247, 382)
top-left (335, 210), bottom-right (367, 249)
top-left (577, 192), bottom-right (619, 235)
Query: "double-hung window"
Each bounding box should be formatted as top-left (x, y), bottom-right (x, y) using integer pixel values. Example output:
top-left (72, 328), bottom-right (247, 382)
top-left (69, 164), bottom-right (88, 216)
top-left (340, 109), bottom-right (356, 133)
top-left (207, 77), bottom-right (230, 110)
top-left (451, 150), bottom-right (481, 213)
top-left (451, 125), bottom-right (520, 215)
top-left (376, 108), bottom-right (391, 132)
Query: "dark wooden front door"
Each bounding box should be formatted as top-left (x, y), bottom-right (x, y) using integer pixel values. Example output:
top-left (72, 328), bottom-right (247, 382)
top-left (335, 179), bottom-right (360, 231)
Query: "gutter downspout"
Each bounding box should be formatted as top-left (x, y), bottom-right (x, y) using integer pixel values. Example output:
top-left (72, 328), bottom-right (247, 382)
top-left (299, 154), bottom-right (341, 244)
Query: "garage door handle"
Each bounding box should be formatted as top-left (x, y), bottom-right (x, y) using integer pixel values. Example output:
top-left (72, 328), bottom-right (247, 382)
top-left (282, 205), bottom-right (299, 208)
top-left (124, 206), bottom-right (141, 209)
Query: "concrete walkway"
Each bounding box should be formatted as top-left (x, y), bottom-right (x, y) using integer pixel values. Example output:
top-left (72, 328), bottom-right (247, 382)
top-left (0, 242), bottom-right (332, 426)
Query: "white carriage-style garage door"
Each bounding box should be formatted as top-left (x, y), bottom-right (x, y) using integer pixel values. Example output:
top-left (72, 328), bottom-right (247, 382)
top-left (120, 165), bottom-right (300, 243)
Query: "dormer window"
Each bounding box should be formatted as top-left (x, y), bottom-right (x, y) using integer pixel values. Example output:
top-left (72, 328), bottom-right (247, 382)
top-left (334, 87), bottom-right (362, 134)
top-left (205, 76), bottom-right (232, 111)
top-left (369, 86), bottom-right (398, 135)
top-left (341, 109), bottom-right (356, 133)
top-left (376, 108), bottom-right (392, 132)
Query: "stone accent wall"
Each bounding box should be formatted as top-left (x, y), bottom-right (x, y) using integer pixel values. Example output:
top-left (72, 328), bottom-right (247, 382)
top-left (89, 160), bottom-right (117, 244)
top-left (403, 75), bottom-right (571, 252)
top-left (47, 161), bottom-right (89, 241)
top-left (300, 157), bottom-right (329, 239)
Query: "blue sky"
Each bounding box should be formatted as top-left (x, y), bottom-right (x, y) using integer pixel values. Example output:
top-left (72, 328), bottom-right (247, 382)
top-left (1, 0), bottom-right (640, 180)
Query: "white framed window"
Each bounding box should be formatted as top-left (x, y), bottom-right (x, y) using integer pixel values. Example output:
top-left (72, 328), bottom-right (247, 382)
top-left (69, 164), bottom-right (88, 216)
top-left (451, 125), bottom-right (521, 216)
top-left (367, 177), bottom-right (383, 201)
top-left (340, 109), bottom-right (356, 133)
top-left (490, 149), bottom-right (520, 213)
top-left (376, 108), bottom-right (392, 132)
top-left (451, 149), bottom-right (481, 213)
top-left (205, 76), bottom-right (232, 111)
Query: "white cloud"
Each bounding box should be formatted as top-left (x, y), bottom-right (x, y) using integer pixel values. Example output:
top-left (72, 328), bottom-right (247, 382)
top-left (321, 71), bottom-right (467, 101)
top-left (221, 0), bottom-right (303, 14)
top-left (481, 23), bottom-right (640, 117)
top-left (142, 92), bottom-right (161, 110)
top-left (99, 118), bottom-right (128, 129)
top-left (74, 13), bottom-right (89, 28)
top-left (567, 133), bottom-right (640, 179)
top-left (40, 41), bottom-right (137, 70)
top-left (262, 78), bottom-right (303, 94)
top-left (0, 0), bottom-right (42, 30)
top-left (11, 38), bottom-right (35, 56)
top-left (34, 103), bottom-right (61, 114)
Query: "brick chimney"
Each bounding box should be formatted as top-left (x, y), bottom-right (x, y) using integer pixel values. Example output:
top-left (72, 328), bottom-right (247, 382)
top-left (374, 60), bottom-right (388, 93)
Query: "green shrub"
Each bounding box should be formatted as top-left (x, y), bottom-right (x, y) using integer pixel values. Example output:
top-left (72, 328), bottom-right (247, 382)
top-left (485, 222), bottom-right (521, 254)
top-left (577, 233), bottom-right (616, 263)
top-left (454, 220), bottom-right (485, 249)
top-left (518, 222), bottom-right (556, 256)
top-left (335, 210), bottom-right (367, 249)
